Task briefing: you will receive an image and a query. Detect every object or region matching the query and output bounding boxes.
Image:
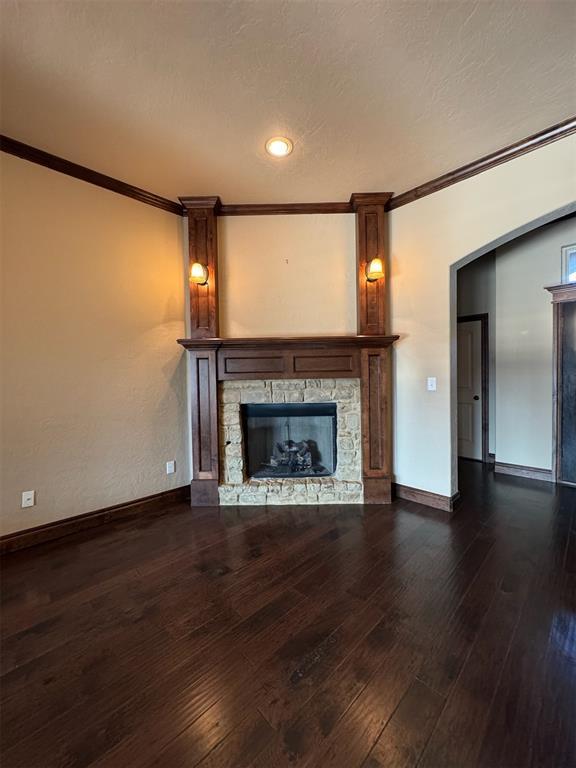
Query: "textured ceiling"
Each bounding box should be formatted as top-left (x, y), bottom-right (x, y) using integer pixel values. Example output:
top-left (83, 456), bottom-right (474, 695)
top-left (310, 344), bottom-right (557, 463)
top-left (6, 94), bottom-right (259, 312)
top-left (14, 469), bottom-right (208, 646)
top-left (1, 0), bottom-right (575, 203)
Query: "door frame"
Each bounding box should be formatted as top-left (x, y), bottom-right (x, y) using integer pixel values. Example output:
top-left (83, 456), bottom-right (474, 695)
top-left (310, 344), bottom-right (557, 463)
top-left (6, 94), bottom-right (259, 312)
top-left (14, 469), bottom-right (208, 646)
top-left (457, 313), bottom-right (489, 463)
top-left (548, 284), bottom-right (576, 486)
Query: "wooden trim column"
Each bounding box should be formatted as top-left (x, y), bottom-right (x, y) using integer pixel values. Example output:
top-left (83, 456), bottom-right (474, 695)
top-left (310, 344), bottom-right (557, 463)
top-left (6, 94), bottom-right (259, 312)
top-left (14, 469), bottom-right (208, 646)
top-left (546, 283), bottom-right (576, 487)
top-left (351, 193), bottom-right (392, 336)
top-left (188, 346), bottom-right (220, 505)
top-left (180, 196), bottom-right (220, 339)
top-left (361, 346), bottom-right (393, 503)
top-left (352, 193), bottom-right (394, 502)
top-left (180, 196), bottom-right (221, 506)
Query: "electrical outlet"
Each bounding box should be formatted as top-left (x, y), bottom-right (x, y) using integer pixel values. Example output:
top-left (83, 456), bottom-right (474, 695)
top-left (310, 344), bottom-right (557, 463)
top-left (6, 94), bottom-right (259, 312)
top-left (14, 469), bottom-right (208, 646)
top-left (166, 460), bottom-right (176, 475)
top-left (427, 377), bottom-right (437, 392)
top-left (21, 490), bottom-right (35, 508)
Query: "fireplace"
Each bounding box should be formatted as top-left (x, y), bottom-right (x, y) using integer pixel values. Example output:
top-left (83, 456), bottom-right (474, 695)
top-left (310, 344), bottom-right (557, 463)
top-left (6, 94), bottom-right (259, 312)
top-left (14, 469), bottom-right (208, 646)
top-left (241, 402), bottom-right (337, 479)
top-left (218, 378), bottom-right (365, 505)
top-left (178, 192), bottom-right (398, 507)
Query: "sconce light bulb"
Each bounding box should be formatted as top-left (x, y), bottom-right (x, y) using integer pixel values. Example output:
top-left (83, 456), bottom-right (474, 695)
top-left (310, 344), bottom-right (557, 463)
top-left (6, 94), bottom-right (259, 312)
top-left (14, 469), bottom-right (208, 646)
top-left (190, 262), bottom-right (209, 285)
top-left (366, 257), bottom-right (384, 282)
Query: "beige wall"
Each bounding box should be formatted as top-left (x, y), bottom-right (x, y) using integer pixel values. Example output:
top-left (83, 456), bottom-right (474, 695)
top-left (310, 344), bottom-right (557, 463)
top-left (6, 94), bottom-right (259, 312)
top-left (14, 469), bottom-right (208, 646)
top-left (2, 136), bottom-right (575, 536)
top-left (495, 217), bottom-right (576, 470)
top-left (216, 135), bottom-right (576, 497)
top-left (219, 214), bottom-right (357, 337)
top-left (1, 154), bottom-right (187, 535)
top-left (391, 135), bottom-right (575, 496)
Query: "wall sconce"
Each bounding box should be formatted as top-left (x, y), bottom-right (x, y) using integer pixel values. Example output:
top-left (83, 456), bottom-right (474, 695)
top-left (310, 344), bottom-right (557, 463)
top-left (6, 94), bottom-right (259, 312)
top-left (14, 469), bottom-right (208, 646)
top-left (365, 257), bottom-right (384, 282)
top-left (190, 262), bottom-right (209, 286)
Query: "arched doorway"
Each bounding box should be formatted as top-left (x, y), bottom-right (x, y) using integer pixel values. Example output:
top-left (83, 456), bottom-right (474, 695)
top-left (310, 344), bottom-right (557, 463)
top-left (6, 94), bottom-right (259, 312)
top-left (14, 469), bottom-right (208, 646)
top-left (449, 201), bottom-right (576, 499)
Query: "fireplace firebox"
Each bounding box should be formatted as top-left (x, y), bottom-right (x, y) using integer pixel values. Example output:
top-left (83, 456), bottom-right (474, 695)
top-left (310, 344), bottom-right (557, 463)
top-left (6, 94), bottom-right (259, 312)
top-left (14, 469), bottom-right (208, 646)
top-left (241, 402), bottom-right (337, 479)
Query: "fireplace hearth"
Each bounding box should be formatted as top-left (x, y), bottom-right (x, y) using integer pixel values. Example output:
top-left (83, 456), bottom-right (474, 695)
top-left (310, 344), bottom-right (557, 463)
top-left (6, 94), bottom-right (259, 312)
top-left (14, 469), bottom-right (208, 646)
top-left (241, 402), bottom-right (337, 479)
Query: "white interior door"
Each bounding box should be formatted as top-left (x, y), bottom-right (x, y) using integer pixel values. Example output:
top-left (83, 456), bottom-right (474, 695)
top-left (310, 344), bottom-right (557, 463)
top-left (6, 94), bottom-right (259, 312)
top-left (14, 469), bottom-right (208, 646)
top-left (457, 320), bottom-right (483, 460)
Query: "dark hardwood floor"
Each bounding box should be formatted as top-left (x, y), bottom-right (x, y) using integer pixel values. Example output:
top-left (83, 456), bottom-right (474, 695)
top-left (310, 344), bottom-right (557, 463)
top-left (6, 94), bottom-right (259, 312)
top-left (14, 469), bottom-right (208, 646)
top-left (1, 461), bottom-right (575, 767)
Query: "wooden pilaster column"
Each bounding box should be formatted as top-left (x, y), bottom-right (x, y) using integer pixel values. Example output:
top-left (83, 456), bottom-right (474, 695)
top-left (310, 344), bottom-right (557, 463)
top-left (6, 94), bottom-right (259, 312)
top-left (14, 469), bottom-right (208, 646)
top-left (351, 193), bottom-right (392, 336)
top-left (180, 196), bottom-right (221, 339)
top-left (351, 192), bottom-right (394, 503)
top-left (545, 282), bottom-right (576, 485)
top-left (187, 345), bottom-right (220, 505)
top-left (179, 196), bottom-right (221, 505)
top-left (360, 345), bottom-right (393, 503)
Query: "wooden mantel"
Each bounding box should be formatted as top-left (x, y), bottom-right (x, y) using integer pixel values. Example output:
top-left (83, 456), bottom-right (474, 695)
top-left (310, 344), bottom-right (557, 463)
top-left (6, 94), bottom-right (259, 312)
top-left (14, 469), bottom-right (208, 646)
top-left (177, 334), bottom-right (398, 350)
top-left (177, 334), bottom-right (398, 381)
top-left (178, 193), bottom-right (399, 507)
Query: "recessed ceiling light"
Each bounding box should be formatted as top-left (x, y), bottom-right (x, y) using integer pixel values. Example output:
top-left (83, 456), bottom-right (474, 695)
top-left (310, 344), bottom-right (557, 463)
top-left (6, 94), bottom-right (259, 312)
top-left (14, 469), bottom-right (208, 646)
top-left (265, 136), bottom-right (293, 157)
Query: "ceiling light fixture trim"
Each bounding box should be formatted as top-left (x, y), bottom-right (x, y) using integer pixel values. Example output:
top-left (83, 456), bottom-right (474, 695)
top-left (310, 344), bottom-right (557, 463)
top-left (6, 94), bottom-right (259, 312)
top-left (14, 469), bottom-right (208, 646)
top-left (265, 136), bottom-right (294, 158)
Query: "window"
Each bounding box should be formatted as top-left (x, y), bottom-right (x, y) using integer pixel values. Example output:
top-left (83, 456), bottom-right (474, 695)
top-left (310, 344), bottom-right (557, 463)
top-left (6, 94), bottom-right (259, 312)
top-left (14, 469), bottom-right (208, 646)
top-left (562, 243), bottom-right (576, 283)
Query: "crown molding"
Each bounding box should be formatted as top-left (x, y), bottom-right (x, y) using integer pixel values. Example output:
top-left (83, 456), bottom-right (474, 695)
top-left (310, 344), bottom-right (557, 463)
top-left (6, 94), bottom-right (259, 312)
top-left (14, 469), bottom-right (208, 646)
top-left (388, 115), bottom-right (576, 210)
top-left (179, 196), bottom-right (221, 212)
top-left (350, 192), bottom-right (393, 210)
top-left (218, 201), bottom-right (352, 215)
top-left (0, 135), bottom-right (184, 216)
top-left (3, 116), bottom-right (574, 218)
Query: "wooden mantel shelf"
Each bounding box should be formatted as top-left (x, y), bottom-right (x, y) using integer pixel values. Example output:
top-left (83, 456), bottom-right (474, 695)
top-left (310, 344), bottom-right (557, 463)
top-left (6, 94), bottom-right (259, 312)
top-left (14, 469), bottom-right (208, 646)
top-left (177, 334), bottom-right (399, 351)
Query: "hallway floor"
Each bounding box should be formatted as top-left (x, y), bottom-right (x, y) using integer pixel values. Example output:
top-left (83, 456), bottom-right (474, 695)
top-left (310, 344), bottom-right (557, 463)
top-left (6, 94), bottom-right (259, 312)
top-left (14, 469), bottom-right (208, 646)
top-left (1, 462), bottom-right (575, 767)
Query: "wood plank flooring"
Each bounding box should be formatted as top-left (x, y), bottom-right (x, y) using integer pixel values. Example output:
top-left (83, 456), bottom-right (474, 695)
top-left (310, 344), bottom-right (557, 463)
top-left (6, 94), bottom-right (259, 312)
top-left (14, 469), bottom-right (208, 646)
top-left (1, 461), bottom-right (575, 767)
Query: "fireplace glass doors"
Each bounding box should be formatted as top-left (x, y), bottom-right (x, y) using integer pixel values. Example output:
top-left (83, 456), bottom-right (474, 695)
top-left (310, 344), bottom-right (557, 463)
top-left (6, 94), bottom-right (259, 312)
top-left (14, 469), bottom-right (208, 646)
top-left (241, 402), bottom-right (337, 479)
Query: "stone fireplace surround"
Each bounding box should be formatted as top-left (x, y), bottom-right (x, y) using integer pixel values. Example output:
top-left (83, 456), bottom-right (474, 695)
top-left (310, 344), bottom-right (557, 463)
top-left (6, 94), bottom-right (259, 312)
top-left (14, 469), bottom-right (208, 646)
top-left (219, 378), bottom-right (363, 505)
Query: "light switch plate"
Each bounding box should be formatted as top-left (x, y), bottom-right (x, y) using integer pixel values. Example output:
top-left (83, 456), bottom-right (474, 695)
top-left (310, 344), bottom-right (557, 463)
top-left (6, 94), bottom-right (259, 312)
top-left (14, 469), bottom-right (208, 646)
top-left (21, 490), bottom-right (35, 508)
top-left (427, 377), bottom-right (437, 392)
top-left (166, 460), bottom-right (176, 475)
